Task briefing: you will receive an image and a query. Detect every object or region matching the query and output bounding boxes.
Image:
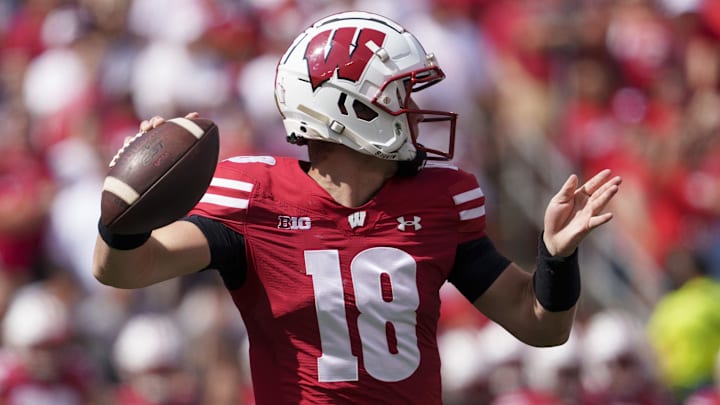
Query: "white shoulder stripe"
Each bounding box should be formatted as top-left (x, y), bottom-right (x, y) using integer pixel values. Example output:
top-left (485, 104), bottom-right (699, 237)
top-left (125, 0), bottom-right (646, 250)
top-left (168, 117), bottom-right (204, 139)
top-left (199, 193), bottom-right (249, 209)
top-left (453, 187), bottom-right (484, 205)
top-left (459, 206), bottom-right (485, 221)
top-left (423, 161), bottom-right (459, 170)
top-left (210, 177), bottom-right (253, 192)
top-left (226, 156), bottom-right (276, 165)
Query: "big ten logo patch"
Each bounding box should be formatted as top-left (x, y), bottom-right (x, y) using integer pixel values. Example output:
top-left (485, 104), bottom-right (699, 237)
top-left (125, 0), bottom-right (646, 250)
top-left (277, 215), bottom-right (312, 230)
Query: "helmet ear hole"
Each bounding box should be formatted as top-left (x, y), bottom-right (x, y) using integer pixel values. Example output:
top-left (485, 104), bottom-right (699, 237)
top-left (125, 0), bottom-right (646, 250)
top-left (337, 93), bottom-right (349, 115)
top-left (353, 100), bottom-right (378, 122)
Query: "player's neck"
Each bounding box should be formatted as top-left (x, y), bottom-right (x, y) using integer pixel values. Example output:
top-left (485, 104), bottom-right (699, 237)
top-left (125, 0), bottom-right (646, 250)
top-left (306, 141), bottom-right (398, 208)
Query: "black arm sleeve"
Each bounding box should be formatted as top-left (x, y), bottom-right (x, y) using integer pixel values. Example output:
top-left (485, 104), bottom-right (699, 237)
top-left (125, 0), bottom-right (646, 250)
top-left (181, 215), bottom-right (247, 290)
top-left (448, 236), bottom-right (512, 302)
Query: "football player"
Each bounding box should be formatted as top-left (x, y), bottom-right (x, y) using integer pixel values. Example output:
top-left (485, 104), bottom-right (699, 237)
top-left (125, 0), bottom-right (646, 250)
top-left (93, 11), bottom-right (622, 404)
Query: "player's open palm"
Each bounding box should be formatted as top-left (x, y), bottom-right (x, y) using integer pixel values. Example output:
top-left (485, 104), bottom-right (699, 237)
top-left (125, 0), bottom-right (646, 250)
top-left (543, 169), bottom-right (622, 257)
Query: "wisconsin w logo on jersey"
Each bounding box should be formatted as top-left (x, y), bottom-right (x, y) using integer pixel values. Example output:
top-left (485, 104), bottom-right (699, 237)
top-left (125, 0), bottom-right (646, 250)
top-left (305, 27), bottom-right (386, 90)
top-left (348, 211), bottom-right (366, 229)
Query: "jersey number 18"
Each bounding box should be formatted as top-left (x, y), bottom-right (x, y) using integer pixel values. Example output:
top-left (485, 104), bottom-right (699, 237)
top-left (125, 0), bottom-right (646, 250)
top-left (304, 247), bottom-right (420, 383)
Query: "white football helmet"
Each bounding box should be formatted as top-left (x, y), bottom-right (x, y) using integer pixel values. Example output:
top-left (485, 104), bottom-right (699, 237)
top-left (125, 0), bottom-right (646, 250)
top-left (2, 284), bottom-right (69, 348)
top-left (113, 313), bottom-right (183, 374)
top-left (275, 11), bottom-right (457, 161)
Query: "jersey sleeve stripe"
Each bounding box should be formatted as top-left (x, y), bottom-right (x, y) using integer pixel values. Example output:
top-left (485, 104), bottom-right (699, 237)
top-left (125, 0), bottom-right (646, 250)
top-left (210, 177), bottom-right (254, 192)
top-left (199, 193), bottom-right (249, 209)
top-left (226, 156), bottom-right (277, 165)
top-left (459, 206), bottom-right (485, 221)
top-left (452, 187), bottom-right (484, 205)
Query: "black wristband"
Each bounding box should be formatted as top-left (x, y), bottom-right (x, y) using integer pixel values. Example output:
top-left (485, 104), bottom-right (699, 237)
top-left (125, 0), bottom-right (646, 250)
top-left (98, 219), bottom-right (151, 250)
top-left (533, 233), bottom-right (580, 312)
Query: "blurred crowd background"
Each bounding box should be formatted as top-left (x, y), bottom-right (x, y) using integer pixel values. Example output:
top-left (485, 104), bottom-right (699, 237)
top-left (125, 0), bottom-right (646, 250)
top-left (0, 0), bottom-right (719, 404)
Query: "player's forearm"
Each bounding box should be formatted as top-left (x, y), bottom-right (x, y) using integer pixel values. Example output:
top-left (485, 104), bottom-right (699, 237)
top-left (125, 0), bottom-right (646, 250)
top-left (92, 235), bottom-right (160, 289)
top-left (473, 261), bottom-right (578, 347)
top-left (524, 236), bottom-right (581, 346)
top-left (529, 298), bottom-right (577, 345)
top-left (93, 220), bottom-right (212, 289)
top-left (509, 274), bottom-right (576, 347)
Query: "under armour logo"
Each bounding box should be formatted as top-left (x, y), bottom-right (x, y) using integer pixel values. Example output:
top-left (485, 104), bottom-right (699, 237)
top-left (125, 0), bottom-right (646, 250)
top-left (348, 211), bottom-right (366, 229)
top-left (397, 216), bottom-right (422, 231)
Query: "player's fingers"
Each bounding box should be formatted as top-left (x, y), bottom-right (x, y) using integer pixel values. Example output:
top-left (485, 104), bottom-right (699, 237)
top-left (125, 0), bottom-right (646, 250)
top-left (554, 174), bottom-right (578, 202)
top-left (150, 116), bottom-right (166, 128)
top-left (588, 212), bottom-right (614, 229)
top-left (140, 116), bottom-right (167, 132)
top-left (585, 175), bottom-right (621, 208)
top-left (139, 119), bottom-right (153, 132)
top-left (581, 182), bottom-right (619, 233)
top-left (578, 169), bottom-right (612, 196)
top-left (185, 111), bottom-right (200, 119)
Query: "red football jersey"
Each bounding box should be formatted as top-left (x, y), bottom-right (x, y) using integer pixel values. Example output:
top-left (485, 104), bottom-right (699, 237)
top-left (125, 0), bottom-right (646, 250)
top-left (189, 156), bottom-right (488, 404)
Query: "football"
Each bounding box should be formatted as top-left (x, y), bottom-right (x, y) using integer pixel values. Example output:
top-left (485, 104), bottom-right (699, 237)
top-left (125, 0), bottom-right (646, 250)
top-left (100, 117), bottom-right (219, 234)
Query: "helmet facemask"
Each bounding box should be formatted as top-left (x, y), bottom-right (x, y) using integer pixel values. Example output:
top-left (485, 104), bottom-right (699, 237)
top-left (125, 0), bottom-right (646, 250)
top-left (371, 65), bottom-right (457, 160)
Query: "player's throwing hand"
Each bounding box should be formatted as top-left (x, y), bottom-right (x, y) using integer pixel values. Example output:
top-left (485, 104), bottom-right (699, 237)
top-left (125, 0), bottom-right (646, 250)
top-left (543, 169), bottom-right (622, 257)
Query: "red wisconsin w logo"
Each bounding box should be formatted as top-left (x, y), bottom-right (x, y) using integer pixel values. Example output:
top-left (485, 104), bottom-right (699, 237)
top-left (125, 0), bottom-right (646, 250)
top-left (305, 27), bottom-right (386, 91)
